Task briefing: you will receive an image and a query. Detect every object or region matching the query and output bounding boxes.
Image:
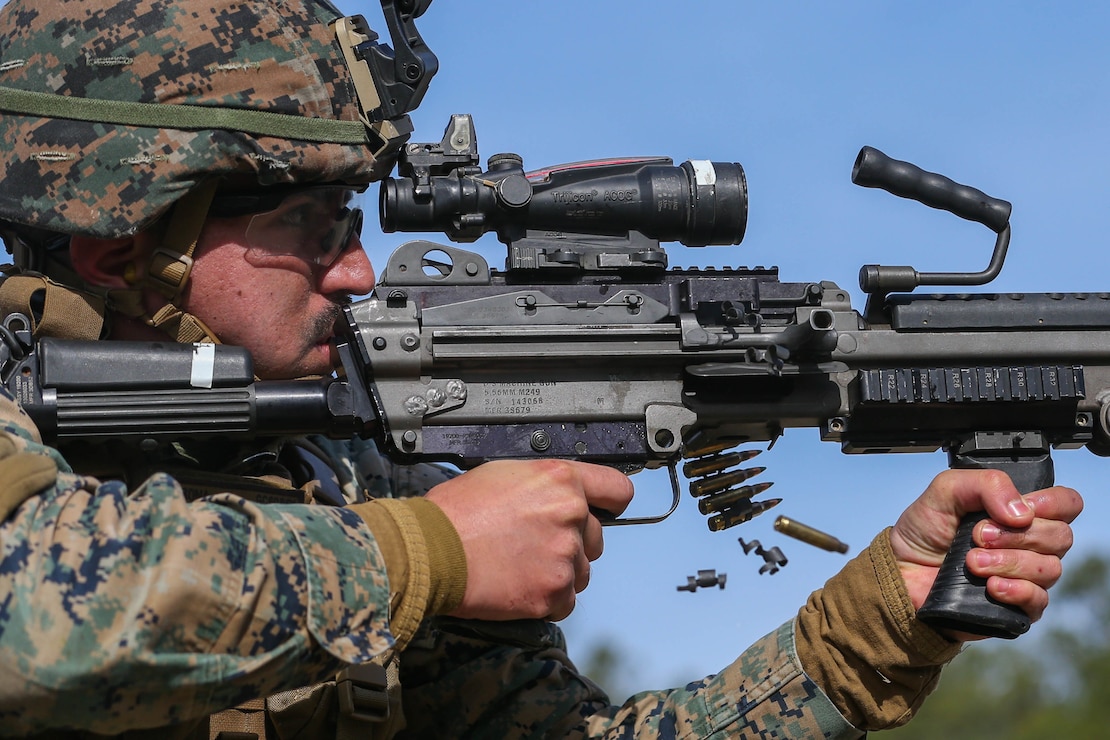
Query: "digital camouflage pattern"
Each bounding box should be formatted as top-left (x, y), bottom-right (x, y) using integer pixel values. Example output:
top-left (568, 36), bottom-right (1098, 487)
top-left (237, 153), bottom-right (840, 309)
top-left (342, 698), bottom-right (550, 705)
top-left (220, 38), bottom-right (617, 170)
top-left (396, 618), bottom-right (856, 739)
top-left (0, 385), bottom-right (395, 735)
top-left (0, 0), bottom-right (390, 240)
top-left (266, 442), bottom-right (865, 739)
top-left (0, 366), bottom-right (866, 737)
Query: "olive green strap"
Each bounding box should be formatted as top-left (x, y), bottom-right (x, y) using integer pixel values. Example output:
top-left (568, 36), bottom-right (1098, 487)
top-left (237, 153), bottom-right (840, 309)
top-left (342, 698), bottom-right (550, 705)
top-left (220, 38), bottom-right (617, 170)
top-left (0, 85), bottom-right (372, 144)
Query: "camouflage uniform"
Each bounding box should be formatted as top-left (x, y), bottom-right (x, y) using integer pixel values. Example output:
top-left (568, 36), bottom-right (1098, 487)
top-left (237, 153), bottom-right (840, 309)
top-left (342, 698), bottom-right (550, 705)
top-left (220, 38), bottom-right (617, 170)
top-left (0, 389), bottom-right (845, 738)
top-left (0, 387), bottom-right (391, 733)
top-left (1, 367), bottom-right (963, 738)
top-left (393, 529), bottom-right (961, 739)
top-left (0, 0), bottom-right (960, 736)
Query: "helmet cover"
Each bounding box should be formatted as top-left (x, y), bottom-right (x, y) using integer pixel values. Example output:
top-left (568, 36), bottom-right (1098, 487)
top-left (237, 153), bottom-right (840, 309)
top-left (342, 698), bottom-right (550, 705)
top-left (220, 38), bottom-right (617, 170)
top-left (0, 0), bottom-right (393, 239)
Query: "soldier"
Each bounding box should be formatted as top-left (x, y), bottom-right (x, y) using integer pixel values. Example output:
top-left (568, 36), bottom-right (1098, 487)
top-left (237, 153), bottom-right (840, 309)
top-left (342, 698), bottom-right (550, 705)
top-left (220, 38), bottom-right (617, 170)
top-left (0, 0), bottom-right (1081, 738)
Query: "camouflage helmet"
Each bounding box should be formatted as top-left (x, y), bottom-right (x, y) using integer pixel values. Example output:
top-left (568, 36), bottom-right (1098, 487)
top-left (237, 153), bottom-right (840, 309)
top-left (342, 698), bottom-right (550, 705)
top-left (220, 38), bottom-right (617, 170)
top-left (0, 0), bottom-right (409, 241)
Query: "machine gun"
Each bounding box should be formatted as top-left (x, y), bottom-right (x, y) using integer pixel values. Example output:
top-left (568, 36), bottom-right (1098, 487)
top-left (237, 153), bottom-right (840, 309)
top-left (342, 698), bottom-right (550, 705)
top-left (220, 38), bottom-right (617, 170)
top-left (4, 115), bottom-right (1108, 640)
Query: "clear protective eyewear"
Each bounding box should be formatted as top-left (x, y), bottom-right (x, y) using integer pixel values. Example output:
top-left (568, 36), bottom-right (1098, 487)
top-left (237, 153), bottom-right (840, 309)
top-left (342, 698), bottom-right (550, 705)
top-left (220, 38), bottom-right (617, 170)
top-left (208, 186), bottom-right (364, 268)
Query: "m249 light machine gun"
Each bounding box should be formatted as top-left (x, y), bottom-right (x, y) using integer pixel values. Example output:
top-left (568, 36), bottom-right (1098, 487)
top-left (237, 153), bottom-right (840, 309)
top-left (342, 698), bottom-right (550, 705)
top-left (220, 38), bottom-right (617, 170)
top-left (4, 115), bottom-right (1109, 640)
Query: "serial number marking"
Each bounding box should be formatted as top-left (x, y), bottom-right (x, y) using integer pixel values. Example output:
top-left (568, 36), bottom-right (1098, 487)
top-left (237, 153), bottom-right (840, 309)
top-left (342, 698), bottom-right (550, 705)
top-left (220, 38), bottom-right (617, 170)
top-left (441, 431), bottom-right (487, 444)
top-left (488, 386), bottom-right (550, 397)
top-left (482, 384), bottom-right (554, 414)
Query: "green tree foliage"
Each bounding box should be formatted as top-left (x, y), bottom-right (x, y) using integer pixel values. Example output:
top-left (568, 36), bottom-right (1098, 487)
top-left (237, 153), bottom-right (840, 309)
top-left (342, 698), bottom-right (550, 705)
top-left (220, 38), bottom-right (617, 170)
top-left (882, 552), bottom-right (1110, 738)
top-left (578, 640), bottom-right (640, 703)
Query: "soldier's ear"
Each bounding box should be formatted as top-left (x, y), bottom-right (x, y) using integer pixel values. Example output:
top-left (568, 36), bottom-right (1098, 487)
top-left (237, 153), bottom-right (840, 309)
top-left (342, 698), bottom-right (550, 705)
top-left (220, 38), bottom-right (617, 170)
top-left (69, 235), bottom-right (149, 288)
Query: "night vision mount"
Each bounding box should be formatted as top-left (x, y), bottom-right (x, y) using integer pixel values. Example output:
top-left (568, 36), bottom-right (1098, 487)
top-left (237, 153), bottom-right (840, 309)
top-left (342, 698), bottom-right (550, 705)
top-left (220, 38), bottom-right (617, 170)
top-left (333, 1), bottom-right (439, 162)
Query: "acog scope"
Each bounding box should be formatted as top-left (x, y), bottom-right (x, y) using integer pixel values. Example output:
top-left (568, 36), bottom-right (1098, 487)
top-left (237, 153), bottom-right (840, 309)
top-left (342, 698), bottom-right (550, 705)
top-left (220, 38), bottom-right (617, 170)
top-left (378, 116), bottom-right (747, 259)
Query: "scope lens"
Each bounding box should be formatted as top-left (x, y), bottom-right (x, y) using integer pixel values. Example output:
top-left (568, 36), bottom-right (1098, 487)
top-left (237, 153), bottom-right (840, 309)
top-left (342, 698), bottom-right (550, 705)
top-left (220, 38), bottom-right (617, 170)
top-left (678, 160), bottom-right (747, 247)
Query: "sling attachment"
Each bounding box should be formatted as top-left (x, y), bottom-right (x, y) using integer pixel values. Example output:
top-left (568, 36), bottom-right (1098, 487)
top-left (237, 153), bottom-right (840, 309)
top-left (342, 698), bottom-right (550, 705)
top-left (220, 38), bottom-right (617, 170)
top-left (0, 272), bottom-right (104, 340)
top-left (209, 698), bottom-right (265, 740)
top-left (336, 662), bottom-right (390, 723)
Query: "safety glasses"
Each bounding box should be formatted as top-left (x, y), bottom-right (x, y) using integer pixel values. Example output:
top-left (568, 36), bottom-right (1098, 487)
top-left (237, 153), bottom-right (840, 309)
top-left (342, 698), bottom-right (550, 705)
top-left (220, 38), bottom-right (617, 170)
top-left (208, 186), bottom-right (364, 268)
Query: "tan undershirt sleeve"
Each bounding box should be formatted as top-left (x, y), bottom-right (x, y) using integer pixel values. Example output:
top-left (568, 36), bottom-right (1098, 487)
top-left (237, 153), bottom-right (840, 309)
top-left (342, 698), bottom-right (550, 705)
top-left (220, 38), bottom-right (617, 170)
top-left (348, 498), bottom-right (467, 650)
top-left (795, 527), bottom-right (964, 731)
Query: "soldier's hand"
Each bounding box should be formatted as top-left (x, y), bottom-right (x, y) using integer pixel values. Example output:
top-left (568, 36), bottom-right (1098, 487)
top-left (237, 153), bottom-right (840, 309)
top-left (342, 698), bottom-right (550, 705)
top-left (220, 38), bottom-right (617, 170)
top-left (889, 469), bottom-right (1082, 641)
top-left (426, 459), bottom-right (634, 622)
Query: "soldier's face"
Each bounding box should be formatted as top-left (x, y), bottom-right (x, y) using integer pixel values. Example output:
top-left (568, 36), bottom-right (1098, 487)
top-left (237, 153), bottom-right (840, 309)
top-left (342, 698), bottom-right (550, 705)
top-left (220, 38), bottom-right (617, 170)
top-left (180, 210), bottom-right (376, 380)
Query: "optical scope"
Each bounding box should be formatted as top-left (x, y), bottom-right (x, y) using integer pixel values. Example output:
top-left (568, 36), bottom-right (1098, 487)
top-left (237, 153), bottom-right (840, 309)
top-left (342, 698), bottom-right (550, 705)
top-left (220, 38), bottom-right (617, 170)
top-left (378, 115), bottom-right (748, 250)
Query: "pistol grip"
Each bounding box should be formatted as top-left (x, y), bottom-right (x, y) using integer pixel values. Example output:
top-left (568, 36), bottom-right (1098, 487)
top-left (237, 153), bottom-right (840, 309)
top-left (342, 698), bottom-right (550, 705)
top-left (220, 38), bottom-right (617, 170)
top-left (916, 511), bottom-right (1030, 639)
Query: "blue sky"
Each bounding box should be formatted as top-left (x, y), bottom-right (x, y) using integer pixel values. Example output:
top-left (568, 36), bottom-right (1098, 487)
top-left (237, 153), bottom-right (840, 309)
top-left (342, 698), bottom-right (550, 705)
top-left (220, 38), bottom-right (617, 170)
top-left (371, 1), bottom-right (1110, 694)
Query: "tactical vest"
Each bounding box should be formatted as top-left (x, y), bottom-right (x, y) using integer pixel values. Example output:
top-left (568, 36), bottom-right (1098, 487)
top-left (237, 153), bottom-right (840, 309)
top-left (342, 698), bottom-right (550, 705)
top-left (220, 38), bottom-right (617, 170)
top-left (177, 448), bottom-right (406, 740)
top-left (121, 444), bottom-right (406, 740)
top-left (9, 441), bottom-right (407, 740)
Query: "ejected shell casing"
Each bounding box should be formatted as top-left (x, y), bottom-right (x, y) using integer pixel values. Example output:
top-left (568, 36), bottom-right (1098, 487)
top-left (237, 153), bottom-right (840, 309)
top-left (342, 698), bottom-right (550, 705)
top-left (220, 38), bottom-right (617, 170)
top-left (697, 481), bottom-right (774, 515)
top-left (682, 450), bottom-right (762, 478)
top-left (689, 466), bottom-right (767, 498)
top-left (774, 515), bottom-right (850, 554)
top-left (707, 497), bottom-right (782, 531)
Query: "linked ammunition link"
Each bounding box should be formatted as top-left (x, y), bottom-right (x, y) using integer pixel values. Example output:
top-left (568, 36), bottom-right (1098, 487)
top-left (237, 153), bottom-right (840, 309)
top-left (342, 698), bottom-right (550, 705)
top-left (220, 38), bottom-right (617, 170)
top-left (738, 538), bottom-right (788, 576)
top-left (681, 445), bottom-right (780, 531)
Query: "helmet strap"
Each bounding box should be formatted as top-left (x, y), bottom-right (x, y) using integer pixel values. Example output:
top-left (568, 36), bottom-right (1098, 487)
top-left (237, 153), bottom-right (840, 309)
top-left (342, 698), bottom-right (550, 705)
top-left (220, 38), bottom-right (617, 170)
top-left (106, 180), bottom-right (224, 344)
top-left (145, 180), bottom-right (218, 302)
top-left (146, 302), bottom-right (222, 344)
